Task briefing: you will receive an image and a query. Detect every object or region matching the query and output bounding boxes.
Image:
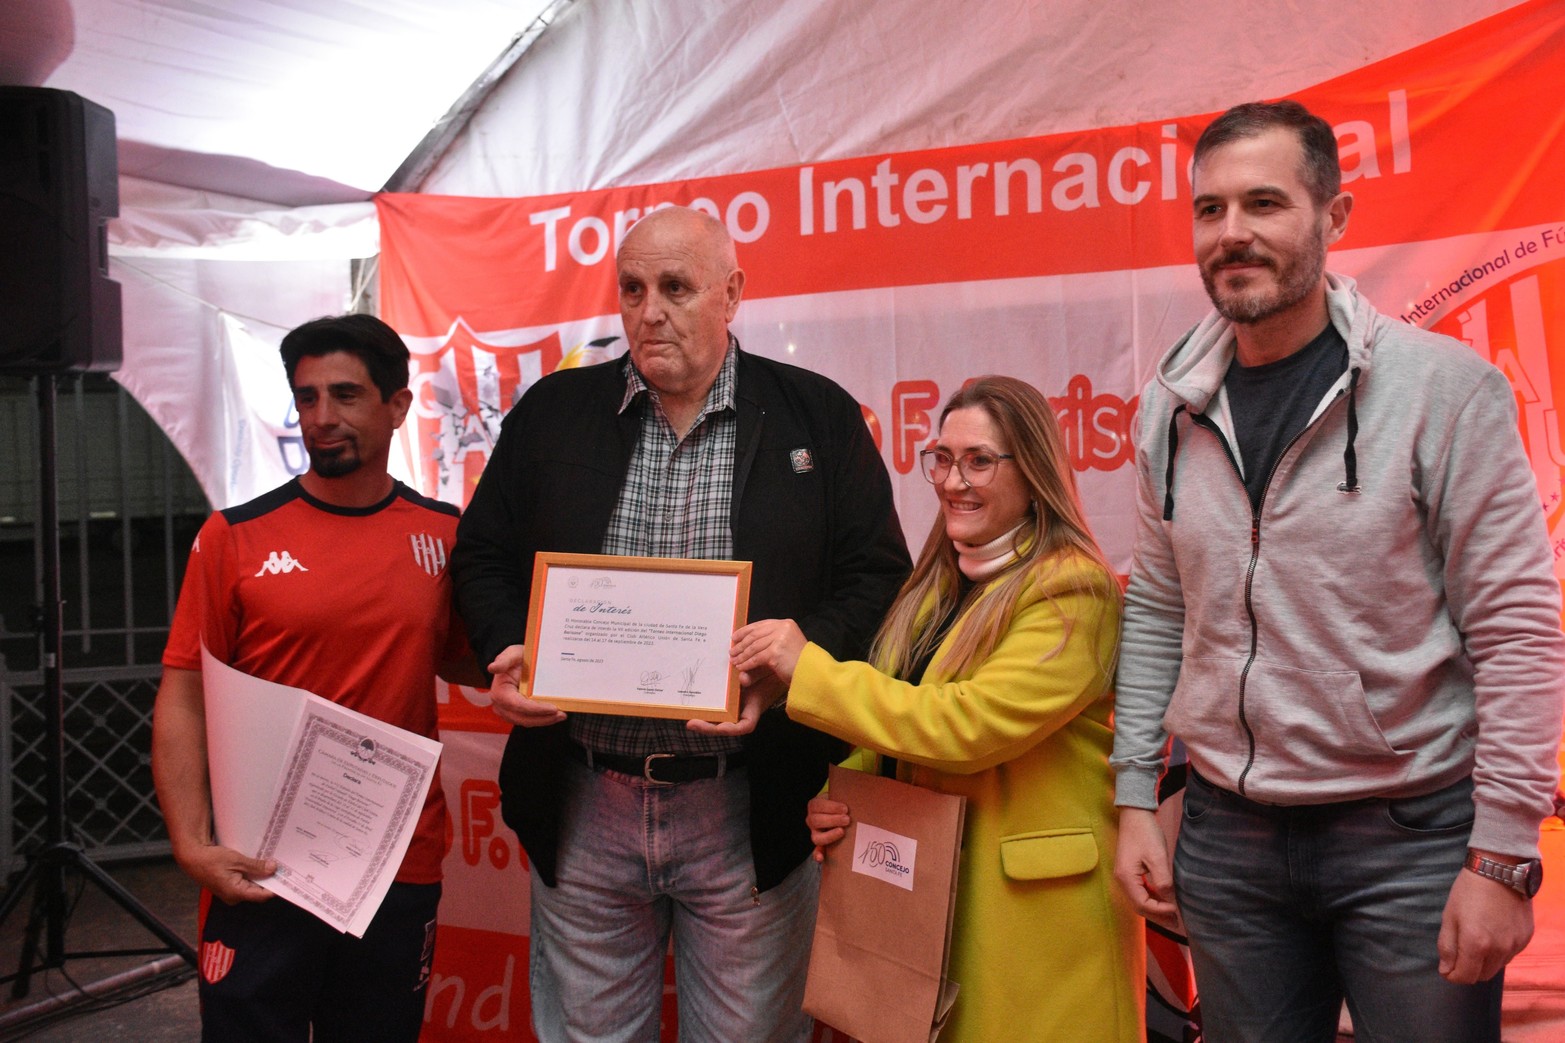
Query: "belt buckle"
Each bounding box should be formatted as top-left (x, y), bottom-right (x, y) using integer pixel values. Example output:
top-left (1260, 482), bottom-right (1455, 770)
top-left (642, 753), bottom-right (677, 786)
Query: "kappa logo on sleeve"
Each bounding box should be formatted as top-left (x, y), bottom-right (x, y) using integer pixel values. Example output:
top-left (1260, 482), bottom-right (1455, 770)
top-left (253, 550), bottom-right (310, 576)
top-left (200, 938), bottom-right (236, 984)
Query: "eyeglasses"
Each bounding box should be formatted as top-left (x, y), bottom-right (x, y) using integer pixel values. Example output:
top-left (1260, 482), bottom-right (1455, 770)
top-left (918, 448), bottom-right (1014, 487)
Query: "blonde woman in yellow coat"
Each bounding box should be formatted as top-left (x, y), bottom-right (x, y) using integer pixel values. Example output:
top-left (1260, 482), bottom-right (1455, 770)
top-left (732, 376), bottom-right (1144, 1042)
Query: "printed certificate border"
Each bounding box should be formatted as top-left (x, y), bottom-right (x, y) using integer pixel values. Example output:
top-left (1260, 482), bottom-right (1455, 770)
top-left (523, 551), bottom-right (752, 722)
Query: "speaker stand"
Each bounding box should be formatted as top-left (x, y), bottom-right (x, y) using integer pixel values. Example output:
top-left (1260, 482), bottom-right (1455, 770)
top-left (0, 373), bottom-right (196, 1006)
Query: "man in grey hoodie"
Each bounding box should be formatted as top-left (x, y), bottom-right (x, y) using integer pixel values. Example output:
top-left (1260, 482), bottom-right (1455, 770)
top-left (1111, 99), bottom-right (1565, 1043)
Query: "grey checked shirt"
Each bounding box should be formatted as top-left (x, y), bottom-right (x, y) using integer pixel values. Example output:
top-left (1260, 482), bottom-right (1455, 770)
top-left (569, 340), bottom-right (744, 757)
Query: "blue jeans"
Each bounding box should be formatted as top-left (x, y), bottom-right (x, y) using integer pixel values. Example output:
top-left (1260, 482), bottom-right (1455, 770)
top-left (1173, 770), bottom-right (1501, 1043)
top-left (529, 756), bottom-right (817, 1043)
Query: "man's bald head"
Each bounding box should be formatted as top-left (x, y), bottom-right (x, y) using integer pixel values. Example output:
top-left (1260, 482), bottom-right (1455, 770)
top-left (615, 206), bottom-right (746, 428)
top-left (618, 206), bottom-right (738, 275)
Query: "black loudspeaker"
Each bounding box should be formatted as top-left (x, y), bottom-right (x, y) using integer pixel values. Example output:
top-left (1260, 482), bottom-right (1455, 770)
top-left (0, 87), bottom-right (121, 373)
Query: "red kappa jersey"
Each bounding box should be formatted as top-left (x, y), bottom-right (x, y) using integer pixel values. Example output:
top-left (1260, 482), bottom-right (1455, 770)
top-left (165, 479), bottom-right (466, 883)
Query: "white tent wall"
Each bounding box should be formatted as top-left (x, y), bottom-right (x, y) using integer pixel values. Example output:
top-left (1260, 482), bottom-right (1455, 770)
top-left (418, 0), bottom-right (1520, 196)
top-left (108, 179), bottom-right (377, 508)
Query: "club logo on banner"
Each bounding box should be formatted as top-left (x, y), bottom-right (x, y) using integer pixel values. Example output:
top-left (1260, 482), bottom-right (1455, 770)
top-left (1429, 249), bottom-right (1565, 560)
top-left (407, 320), bottom-right (559, 504)
top-left (405, 320), bottom-right (629, 504)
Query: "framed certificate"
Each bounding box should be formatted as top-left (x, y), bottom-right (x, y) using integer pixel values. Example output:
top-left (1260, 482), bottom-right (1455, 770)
top-left (523, 552), bottom-right (752, 721)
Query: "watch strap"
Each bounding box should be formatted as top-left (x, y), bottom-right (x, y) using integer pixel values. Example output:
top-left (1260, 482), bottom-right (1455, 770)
top-left (1463, 849), bottom-right (1542, 898)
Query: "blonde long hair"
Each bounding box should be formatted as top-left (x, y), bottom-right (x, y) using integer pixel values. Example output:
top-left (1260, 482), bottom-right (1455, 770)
top-left (869, 376), bottom-right (1118, 681)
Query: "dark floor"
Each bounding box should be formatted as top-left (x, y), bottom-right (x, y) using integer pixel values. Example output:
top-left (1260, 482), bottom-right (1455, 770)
top-left (0, 856), bottom-right (199, 1042)
top-left (0, 856), bottom-right (1371, 1043)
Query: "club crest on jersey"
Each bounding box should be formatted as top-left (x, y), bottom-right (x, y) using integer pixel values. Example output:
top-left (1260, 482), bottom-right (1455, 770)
top-left (790, 447), bottom-right (814, 473)
top-left (200, 939), bottom-right (236, 984)
top-left (254, 551), bottom-right (309, 576)
top-left (410, 533), bottom-right (448, 577)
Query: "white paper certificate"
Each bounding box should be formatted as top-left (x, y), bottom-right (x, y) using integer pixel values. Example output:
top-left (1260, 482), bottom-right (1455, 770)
top-left (200, 648), bottom-right (442, 936)
top-left (524, 552), bottom-right (752, 721)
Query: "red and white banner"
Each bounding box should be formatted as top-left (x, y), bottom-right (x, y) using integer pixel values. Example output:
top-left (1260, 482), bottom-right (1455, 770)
top-left (378, 2), bottom-right (1565, 1038)
top-left (378, 0), bottom-right (1565, 574)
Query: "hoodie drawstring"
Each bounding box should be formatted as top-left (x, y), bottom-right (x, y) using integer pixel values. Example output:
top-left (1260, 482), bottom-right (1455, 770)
top-left (1162, 405), bottom-right (1188, 520)
top-left (1163, 366), bottom-right (1361, 518)
top-left (1337, 367), bottom-right (1362, 494)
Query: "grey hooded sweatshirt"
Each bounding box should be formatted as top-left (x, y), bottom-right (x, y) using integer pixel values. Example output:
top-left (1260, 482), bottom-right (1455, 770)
top-left (1112, 273), bottom-right (1564, 859)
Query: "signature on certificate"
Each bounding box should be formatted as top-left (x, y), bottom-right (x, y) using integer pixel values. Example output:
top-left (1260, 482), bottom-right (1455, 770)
top-left (677, 660), bottom-right (702, 695)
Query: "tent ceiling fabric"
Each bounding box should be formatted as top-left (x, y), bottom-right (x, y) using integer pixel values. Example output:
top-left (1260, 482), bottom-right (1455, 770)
top-left (2, 0), bottom-right (556, 206)
top-left (424, 0), bottom-right (1523, 198)
top-left (0, 0), bottom-right (1529, 209)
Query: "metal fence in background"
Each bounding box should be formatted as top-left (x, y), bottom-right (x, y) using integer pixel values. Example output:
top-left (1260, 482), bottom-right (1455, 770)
top-left (0, 372), bottom-right (209, 876)
top-left (0, 665), bottom-right (169, 874)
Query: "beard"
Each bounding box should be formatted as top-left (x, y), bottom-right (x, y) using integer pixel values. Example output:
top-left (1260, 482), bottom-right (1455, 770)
top-left (307, 443), bottom-right (361, 478)
top-left (1201, 231), bottom-right (1326, 325)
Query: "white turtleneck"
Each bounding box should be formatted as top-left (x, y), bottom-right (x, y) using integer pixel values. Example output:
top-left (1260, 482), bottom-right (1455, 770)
top-left (953, 519), bottom-right (1028, 581)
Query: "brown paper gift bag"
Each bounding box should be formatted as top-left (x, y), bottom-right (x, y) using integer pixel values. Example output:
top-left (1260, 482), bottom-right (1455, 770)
top-left (804, 764), bottom-right (967, 1043)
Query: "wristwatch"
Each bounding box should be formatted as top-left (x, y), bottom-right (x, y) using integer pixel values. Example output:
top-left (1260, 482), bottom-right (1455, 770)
top-left (1463, 850), bottom-right (1543, 898)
